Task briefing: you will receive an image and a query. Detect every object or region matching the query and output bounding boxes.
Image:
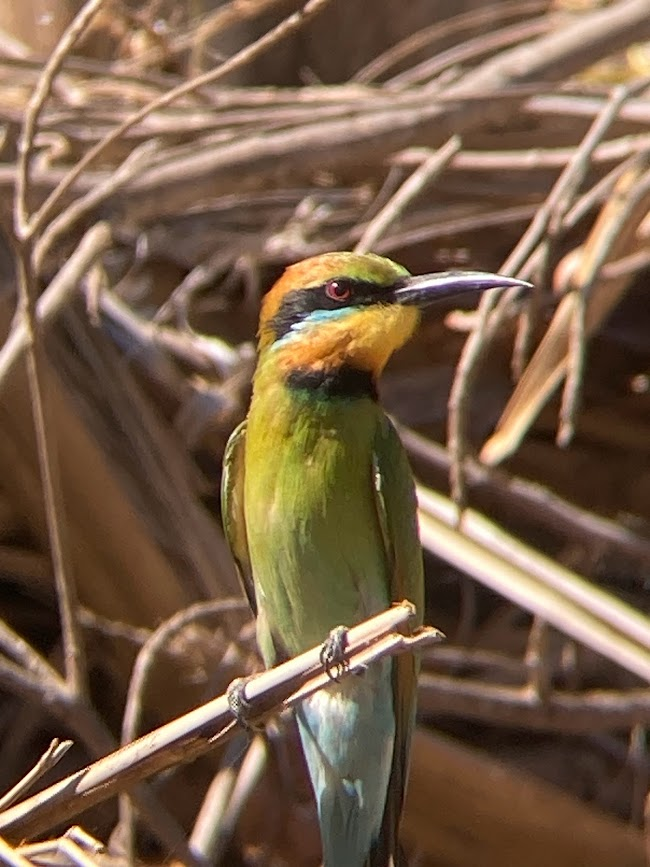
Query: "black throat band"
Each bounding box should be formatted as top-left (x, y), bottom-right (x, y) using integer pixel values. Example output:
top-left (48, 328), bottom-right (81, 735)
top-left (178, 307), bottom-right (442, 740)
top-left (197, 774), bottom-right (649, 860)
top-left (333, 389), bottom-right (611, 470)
top-left (286, 365), bottom-right (378, 400)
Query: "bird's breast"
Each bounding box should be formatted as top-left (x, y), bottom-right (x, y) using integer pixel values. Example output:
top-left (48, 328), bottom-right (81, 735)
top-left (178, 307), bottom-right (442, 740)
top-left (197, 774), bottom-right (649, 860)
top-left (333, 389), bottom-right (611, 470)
top-left (244, 386), bottom-right (390, 656)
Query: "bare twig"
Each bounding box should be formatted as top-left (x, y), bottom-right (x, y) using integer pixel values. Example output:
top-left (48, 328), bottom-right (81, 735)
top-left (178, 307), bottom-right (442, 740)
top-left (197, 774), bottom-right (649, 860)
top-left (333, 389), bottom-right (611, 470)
top-left (33, 141), bottom-right (157, 273)
top-left (0, 740), bottom-right (72, 811)
top-left (524, 616), bottom-right (551, 700)
top-left (6, 224), bottom-right (110, 698)
top-left (389, 15), bottom-right (550, 89)
top-left (481, 156), bottom-right (650, 465)
top-left (557, 158), bottom-right (650, 446)
top-left (446, 82), bottom-right (642, 504)
top-left (354, 0), bottom-right (547, 83)
top-left (0, 646), bottom-right (112, 759)
top-left (395, 134), bottom-right (650, 174)
top-left (628, 724), bottom-right (650, 827)
top-left (0, 618), bottom-right (64, 682)
top-left (527, 91), bottom-right (650, 126)
top-left (0, 223), bottom-right (112, 392)
top-left (398, 425), bottom-right (650, 569)
top-left (446, 292), bottom-right (497, 512)
top-left (12, 243), bottom-right (86, 697)
top-left (418, 673), bottom-right (650, 734)
top-left (512, 83), bottom-right (634, 377)
top-left (191, 734), bottom-right (268, 864)
top-left (77, 608), bottom-right (152, 648)
top-left (556, 281), bottom-right (587, 448)
top-left (96, 290), bottom-right (244, 378)
top-left (18, 827), bottom-right (104, 867)
top-left (12, 13), bottom-right (117, 694)
top-left (186, 743), bottom-right (243, 866)
top-left (0, 603), bottom-right (438, 841)
top-left (121, 599), bottom-right (249, 747)
top-left (355, 137), bottom-right (461, 253)
top-left (29, 0), bottom-right (334, 235)
top-left (118, 599), bottom-right (249, 864)
top-left (14, 0), bottom-right (107, 235)
top-left (416, 485), bottom-right (650, 682)
top-left (0, 836), bottom-right (32, 867)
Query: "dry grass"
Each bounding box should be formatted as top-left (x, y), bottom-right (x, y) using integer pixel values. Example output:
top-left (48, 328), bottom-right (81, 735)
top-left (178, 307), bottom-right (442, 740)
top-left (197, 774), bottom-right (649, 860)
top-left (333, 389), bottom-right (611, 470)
top-left (0, 0), bottom-right (649, 865)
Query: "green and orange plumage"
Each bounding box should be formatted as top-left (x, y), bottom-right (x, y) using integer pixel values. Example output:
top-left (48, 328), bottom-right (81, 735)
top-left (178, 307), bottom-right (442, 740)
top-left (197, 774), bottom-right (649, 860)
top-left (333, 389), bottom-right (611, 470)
top-left (222, 252), bottom-right (528, 866)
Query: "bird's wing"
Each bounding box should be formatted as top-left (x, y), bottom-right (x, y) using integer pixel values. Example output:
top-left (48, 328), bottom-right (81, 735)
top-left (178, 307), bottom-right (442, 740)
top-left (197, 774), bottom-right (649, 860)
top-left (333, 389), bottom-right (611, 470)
top-left (221, 420), bottom-right (256, 614)
top-left (370, 415), bottom-right (424, 866)
top-left (372, 415), bottom-right (423, 610)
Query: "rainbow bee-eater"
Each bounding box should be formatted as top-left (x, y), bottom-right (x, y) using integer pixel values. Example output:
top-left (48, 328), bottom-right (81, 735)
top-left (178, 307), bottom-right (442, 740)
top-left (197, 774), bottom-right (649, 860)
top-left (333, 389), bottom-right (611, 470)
top-left (221, 252), bottom-right (528, 867)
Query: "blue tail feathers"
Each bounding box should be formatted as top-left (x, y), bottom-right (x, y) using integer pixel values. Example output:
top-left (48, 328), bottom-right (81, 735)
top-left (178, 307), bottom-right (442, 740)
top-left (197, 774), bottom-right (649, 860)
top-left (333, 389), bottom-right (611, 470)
top-left (296, 659), bottom-right (395, 867)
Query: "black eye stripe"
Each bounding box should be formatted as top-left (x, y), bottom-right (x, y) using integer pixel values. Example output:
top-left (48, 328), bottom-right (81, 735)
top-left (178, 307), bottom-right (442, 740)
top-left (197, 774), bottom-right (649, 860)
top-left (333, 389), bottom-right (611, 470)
top-left (270, 278), bottom-right (395, 341)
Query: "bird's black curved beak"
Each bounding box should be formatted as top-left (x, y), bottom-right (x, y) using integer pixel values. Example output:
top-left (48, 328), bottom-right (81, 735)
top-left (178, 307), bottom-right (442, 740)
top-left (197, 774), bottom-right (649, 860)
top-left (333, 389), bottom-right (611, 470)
top-left (392, 271), bottom-right (531, 307)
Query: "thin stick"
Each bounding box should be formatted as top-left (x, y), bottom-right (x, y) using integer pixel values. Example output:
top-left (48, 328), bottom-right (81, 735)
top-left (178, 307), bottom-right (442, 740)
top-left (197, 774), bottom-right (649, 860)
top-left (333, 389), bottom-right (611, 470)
top-left (0, 618), bottom-right (66, 682)
top-left (355, 0), bottom-right (547, 83)
top-left (118, 599), bottom-right (248, 863)
top-left (19, 826), bottom-right (104, 860)
top-left (26, 837), bottom-right (100, 867)
top-left (0, 223), bottom-right (112, 392)
top-left (14, 0), bottom-right (107, 236)
top-left (5, 224), bottom-right (109, 695)
top-left (396, 134), bottom-right (650, 173)
top-left (191, 735), bottom-right (268, 864)
top-left (416, 486), bottom-right (650, 680)
top-left (33, 142), bottom-right (157, 273)
top-left (6, 236), bottom-right (84, 697)
top-left (355, 136), bottom-right (461, 253)
top-left (398, 424), bottom-right (650, 567)
top-left (0, 603), bottom-right (430, 841)
top-left (0, 836), bottom-right (33, 867)
top-left (389, 15), bottom-right (550, 89)
top-left (481, 159), bottom-right (650, 467)
top-left (12, 23), bottom-right (113, 688)
top-left (558, 160), bottom-right (650, 446)
top-left (0, 741), bottom-right (72, 811)
top-left (187, 743), bottom-right (242, 863)
top-left (446, 83), bottom-right (637, 507)
top-left (512, 84), bottom-right (633, 377)
top-left (418, 674), bottom-right (650, 733)
top-left (446, 290), bottom-right (500, 512)
top-left (28, 0), bottom-right (334, 236)
top-left (556, 286), bottom-right (586, 447)
top-left (0, 647), bottom-right (117, 761)
top-left (122, 599), bottom-right (248, 746)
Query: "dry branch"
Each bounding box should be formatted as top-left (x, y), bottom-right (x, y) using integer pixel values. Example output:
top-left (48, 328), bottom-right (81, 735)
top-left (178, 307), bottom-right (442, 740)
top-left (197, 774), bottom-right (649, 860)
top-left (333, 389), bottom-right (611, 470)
top-left (0, 223), bottom-right (112, 389)
top-left (0, 603), bottom-right (436, 842)
top-left (417, 484), bottom-right (650, 682)
top-left (482, 154), bottom-right (650, 464)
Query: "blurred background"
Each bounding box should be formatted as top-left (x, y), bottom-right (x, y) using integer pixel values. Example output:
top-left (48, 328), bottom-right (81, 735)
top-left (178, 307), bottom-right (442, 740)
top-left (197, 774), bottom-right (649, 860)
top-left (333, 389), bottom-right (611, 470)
top-left (0, 1), bottom-right (649, 865)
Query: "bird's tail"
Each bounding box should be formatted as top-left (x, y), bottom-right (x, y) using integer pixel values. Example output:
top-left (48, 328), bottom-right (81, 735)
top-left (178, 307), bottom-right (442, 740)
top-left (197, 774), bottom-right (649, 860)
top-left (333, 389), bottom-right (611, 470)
top-left (364, 776), bottom-right (407, 867)
top-left (296, 660), bottom-right (396, 867)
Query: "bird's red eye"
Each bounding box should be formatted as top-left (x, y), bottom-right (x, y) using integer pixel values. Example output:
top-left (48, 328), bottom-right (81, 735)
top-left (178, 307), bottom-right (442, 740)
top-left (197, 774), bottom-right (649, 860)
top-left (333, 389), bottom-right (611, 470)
top-left (325, 280), bottom-right (351, 302)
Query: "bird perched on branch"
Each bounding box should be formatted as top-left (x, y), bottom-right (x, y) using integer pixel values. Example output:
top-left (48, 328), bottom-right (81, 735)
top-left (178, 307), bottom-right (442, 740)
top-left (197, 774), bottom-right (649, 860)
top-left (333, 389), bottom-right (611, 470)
top-left (222, 252), bottom-right (528, 867)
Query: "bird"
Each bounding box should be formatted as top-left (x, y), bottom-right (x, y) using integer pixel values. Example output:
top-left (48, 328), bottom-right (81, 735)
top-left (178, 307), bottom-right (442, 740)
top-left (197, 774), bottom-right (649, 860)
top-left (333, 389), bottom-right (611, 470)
top-left (221, 252), bottom-right (529, 867)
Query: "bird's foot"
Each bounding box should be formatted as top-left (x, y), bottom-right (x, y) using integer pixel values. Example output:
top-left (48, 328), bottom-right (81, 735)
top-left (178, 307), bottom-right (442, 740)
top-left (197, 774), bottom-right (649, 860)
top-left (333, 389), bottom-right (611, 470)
top-left (227, 676), bottom-right (256, 728)
top-left (320, 625), bottom-right (349, 682)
